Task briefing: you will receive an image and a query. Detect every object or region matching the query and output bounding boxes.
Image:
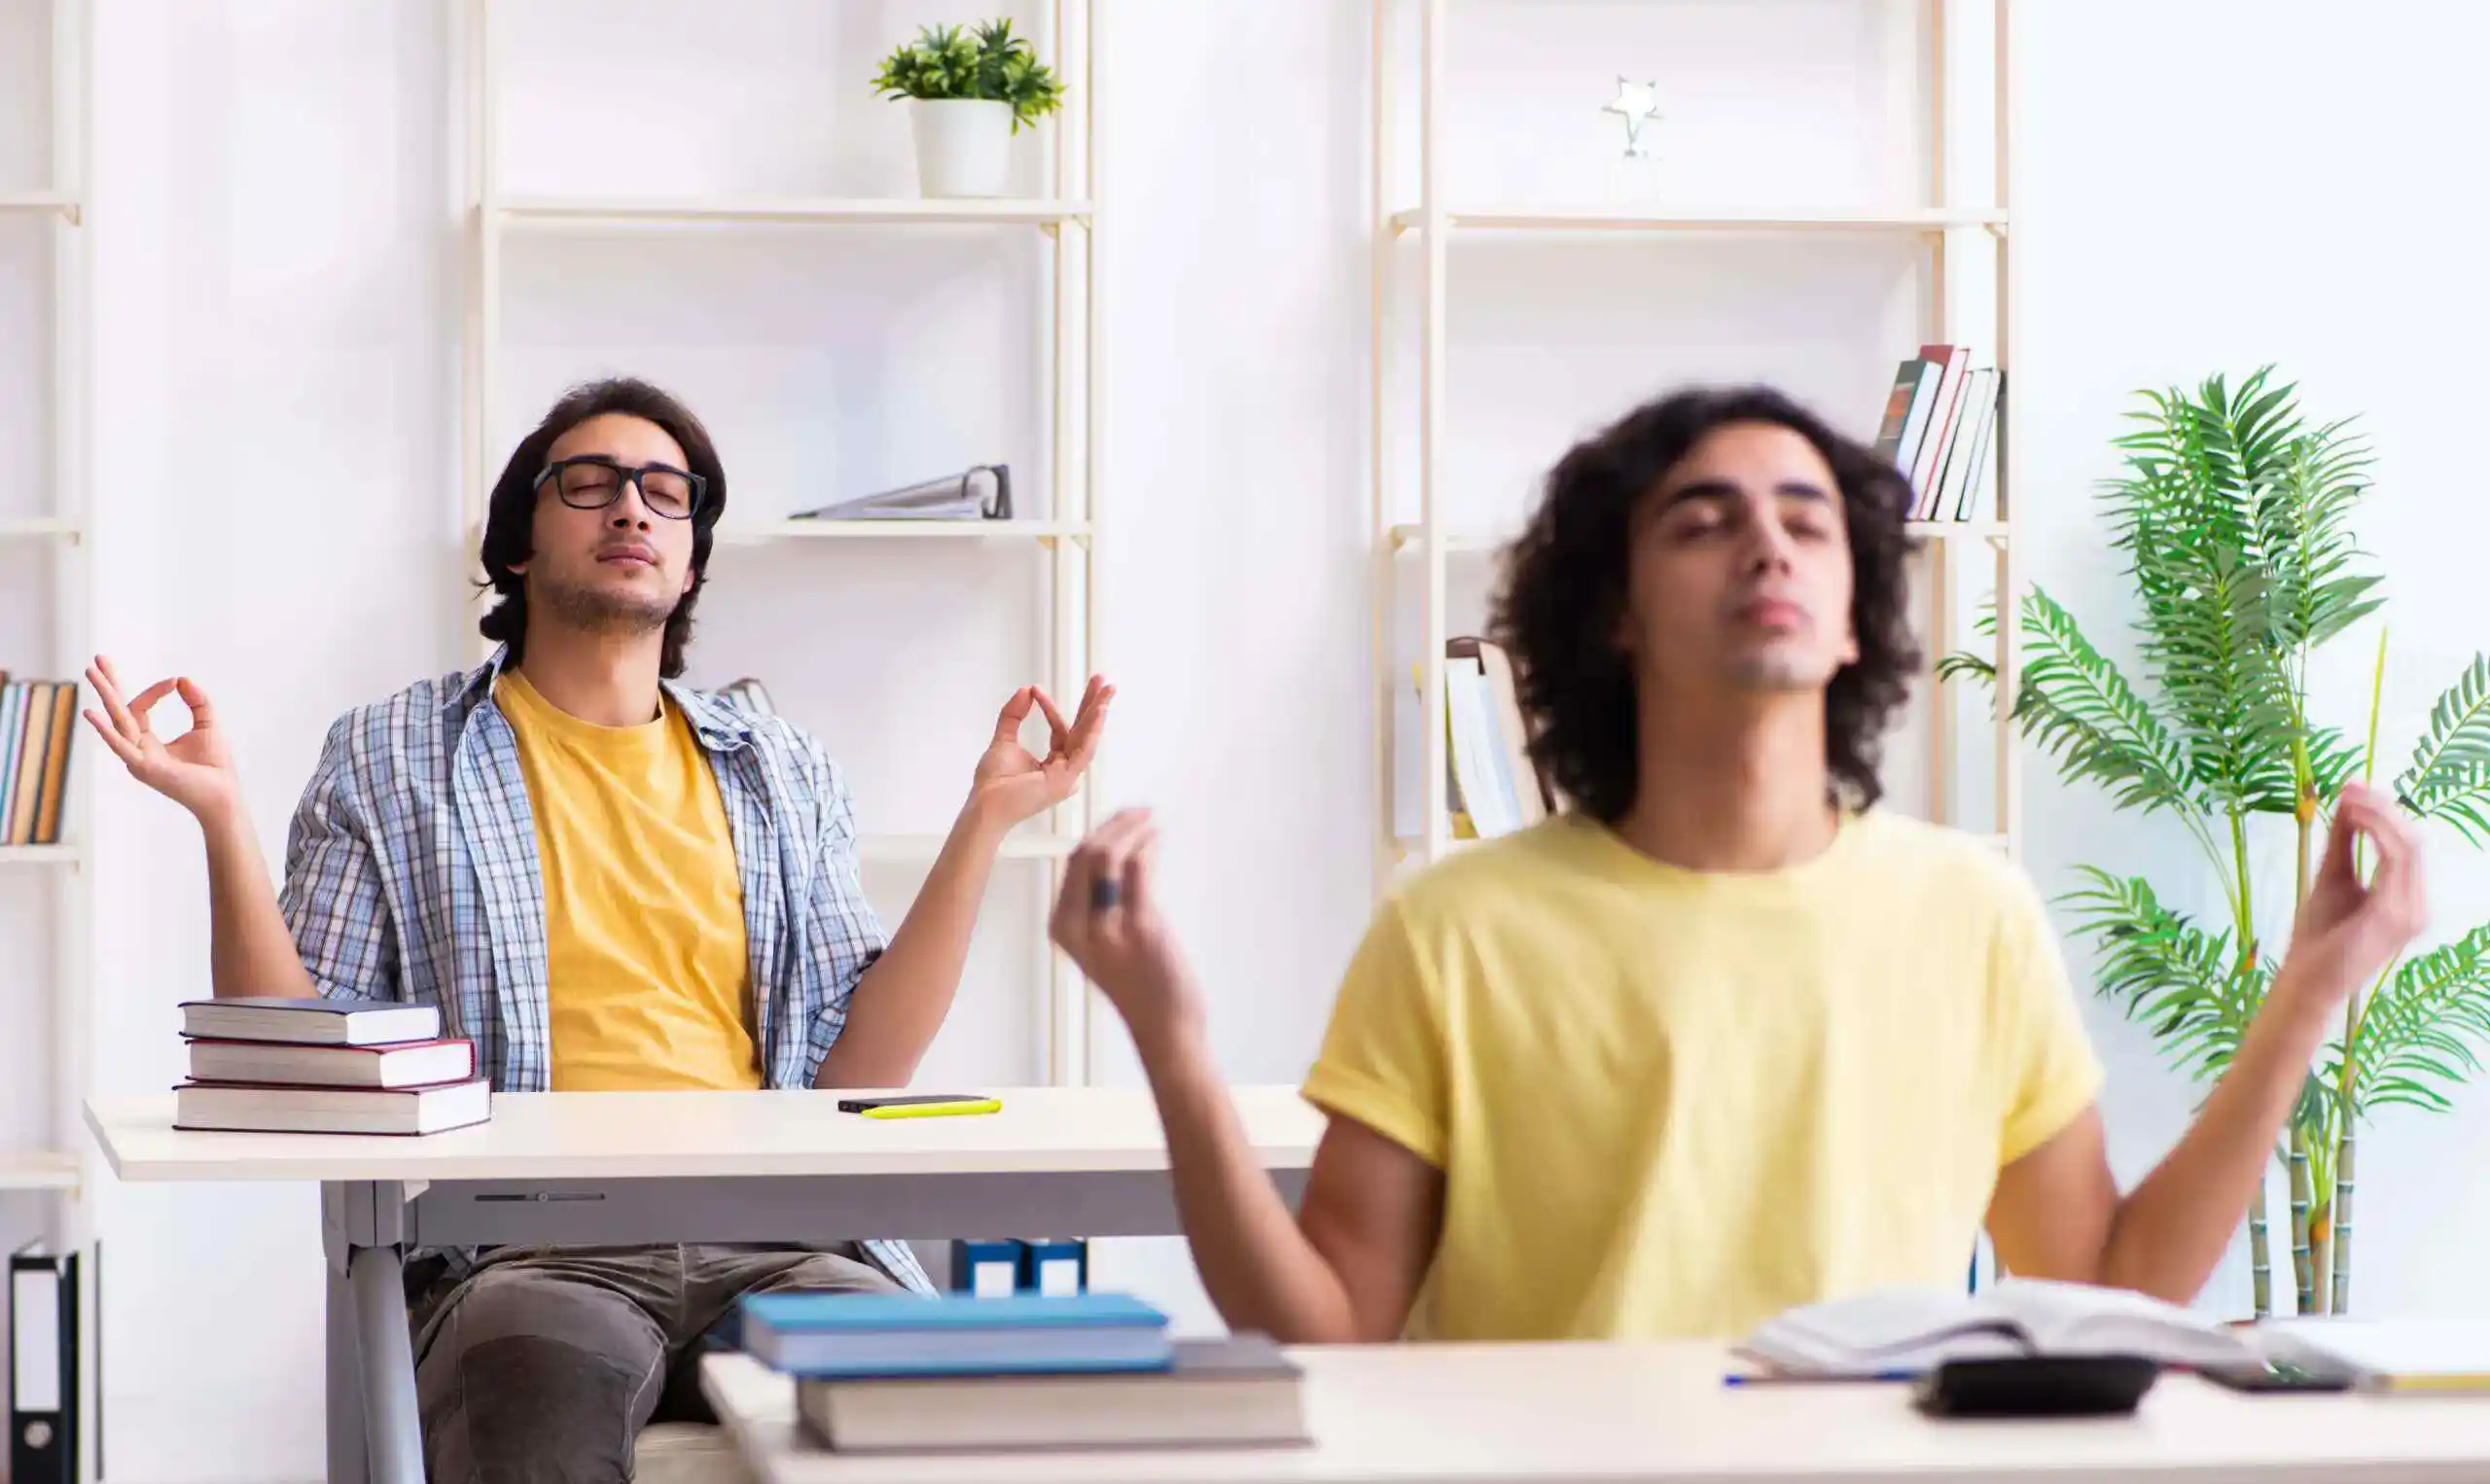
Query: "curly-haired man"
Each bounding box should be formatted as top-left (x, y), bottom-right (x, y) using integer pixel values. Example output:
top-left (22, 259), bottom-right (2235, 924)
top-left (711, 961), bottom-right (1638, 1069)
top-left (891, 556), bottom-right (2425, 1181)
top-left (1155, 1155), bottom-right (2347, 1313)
top-left (1046, 385), bottom-right (2425, 1343)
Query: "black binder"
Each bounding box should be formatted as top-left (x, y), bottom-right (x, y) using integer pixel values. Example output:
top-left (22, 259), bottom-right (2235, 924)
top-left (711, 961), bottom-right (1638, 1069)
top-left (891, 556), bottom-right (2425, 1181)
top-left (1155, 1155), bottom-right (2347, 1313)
top-left (9, 1242), bottom-right (78, 1484)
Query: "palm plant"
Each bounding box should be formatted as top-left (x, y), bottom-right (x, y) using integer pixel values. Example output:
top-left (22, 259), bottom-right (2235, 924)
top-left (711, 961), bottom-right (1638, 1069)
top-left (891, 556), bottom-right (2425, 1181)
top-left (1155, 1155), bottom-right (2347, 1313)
top-left (1941, 368), bottom-right (2490, 1317)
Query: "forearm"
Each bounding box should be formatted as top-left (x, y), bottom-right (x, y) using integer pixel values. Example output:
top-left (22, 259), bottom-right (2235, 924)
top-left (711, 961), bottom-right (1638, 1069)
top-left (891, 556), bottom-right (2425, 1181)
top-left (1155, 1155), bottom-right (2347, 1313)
top-left (2100, 976), bottom-right (2335, 1300)
top-left (815, 801), bottom-right (1006, 1088)
top-left (198, 803), bottom-right (318, 1002)
top-left (1134, 1017), bottom-right (1362, 1344)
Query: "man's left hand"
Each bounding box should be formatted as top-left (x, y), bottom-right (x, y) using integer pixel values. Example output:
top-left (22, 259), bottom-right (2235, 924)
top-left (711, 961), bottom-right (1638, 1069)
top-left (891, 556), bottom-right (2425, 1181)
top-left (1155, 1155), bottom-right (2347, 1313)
top-left (969, 675), bottom-right (1114, 827)
top-left (2273, 781), bottom-right (2430, 1012)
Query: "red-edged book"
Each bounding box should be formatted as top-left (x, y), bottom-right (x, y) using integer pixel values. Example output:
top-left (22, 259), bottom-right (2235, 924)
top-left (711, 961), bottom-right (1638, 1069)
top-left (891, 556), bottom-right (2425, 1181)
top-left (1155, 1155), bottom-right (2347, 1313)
top-left (172, 1077), bottom-right (491, 1135)
top-left (185, 1037), bottom-right (476, 1089)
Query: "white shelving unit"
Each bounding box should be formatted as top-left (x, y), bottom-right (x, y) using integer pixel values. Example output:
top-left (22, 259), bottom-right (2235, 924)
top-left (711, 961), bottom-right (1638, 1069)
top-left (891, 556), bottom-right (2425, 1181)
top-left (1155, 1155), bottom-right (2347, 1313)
top-left (1370, 0), bottom-right (2021, 883)
top-left (459, 2), bottom-right (1102, 1086)
top-left (4, 0), bottom-right (95, 1474)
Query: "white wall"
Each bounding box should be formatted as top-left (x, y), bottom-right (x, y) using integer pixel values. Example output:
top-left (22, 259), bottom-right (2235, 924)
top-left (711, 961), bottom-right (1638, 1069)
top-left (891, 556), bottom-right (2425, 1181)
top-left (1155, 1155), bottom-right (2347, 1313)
top-left (2014, 0), bottom-right (2490, 1325)
top-left (3, 0), bottom-right (2485, 1478)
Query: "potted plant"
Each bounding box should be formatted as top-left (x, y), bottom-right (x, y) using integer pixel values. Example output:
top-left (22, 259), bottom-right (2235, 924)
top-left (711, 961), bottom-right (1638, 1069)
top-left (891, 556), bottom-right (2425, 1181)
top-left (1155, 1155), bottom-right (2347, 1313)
top-left (1943, 368), bottom-right (2490, 1318)
top-left (872, 18), bottom-right (1065, 198)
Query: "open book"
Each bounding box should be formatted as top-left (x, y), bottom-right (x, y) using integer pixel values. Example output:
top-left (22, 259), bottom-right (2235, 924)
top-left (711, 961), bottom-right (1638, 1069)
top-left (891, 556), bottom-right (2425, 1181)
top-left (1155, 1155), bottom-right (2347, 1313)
top-left (1734, 1280), bottom-right (2261, 1378)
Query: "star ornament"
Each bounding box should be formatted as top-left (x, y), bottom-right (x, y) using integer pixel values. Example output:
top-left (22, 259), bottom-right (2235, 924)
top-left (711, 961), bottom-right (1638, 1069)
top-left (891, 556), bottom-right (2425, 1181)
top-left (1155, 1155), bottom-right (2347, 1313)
top-left (1602, 77), bottom-right (1663, 159)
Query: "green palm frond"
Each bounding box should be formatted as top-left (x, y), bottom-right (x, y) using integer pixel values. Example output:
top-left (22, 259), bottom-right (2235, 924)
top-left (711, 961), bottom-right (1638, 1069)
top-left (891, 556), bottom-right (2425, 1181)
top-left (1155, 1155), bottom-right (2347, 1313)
top-left (2395, 654), bottom-right (2490, 846)
top-left (2134, 539), bottom-right (2300, 811)
top-left (2007, 590), bottom-right (2204, 820)
top-left (2063, 866), bottom-right (2265, 1084)
top-left (2346, 924), bottom-right (2490, 1114)
top-left (2258, 423), bottom-right (2383, 654)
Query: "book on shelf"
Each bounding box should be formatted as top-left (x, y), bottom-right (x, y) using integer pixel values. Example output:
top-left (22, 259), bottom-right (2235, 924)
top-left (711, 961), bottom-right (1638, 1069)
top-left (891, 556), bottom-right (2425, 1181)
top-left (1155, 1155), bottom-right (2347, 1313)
top-left (1732, 1278), bottom-right (2259, 1380)
top-left (172, 1078), bottom-right (491, 1136)
top-left (739, 1290), bottom-right (1174, 1379)
top-left (0, 676), bottom-right (78, 847)
top-left (1870, 346), bottom-right (2003, 523)
top-left (177, 996), bottom-right (442, 1045)
top-left (795, 1333), bottom-right (1310, 1455)
top-left (789, 464), bottom-right (1013, 522)
top-left (713, 676), bottom-right (776, 717)
top-left (1429, 637), bottom-right (1556, 843)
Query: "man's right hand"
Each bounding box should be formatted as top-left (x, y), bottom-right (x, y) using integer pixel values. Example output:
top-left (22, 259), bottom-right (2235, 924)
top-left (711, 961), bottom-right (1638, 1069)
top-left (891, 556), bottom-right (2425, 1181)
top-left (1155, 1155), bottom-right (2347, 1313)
top-left (1049, 807), bottom-right (1207, 1059)
top-left (82, 654), bottom-right (242, 824)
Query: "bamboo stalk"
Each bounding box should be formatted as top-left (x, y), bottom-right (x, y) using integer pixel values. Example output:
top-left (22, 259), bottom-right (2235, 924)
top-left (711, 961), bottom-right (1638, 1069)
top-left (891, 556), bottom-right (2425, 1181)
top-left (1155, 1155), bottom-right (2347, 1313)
top-left (2247, 1179), bottom-right (2273, 1319)
top-left (2289, 1132), bottom-right (2315, 1314)
top-left (2331, 1126), bottom-right (2356, 1315)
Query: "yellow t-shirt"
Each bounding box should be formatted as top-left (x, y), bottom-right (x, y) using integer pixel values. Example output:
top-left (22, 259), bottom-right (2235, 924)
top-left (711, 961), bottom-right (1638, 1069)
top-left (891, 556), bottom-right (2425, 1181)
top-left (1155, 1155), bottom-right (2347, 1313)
top-left (1299, 809), bottom-right (2104, 1342)
top-left (495, 669), bottom-right (761, 1092)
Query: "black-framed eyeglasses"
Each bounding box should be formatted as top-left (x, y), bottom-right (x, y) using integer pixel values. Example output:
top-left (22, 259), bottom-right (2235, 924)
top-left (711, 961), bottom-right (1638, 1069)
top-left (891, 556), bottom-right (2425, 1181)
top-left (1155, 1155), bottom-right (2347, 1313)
top-left (535, 456), bottom-right (707, 521)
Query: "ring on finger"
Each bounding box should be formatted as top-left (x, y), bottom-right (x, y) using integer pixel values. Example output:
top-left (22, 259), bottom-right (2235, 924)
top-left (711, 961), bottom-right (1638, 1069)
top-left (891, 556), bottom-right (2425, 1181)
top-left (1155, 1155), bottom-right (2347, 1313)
top-left (1090, 877), bottom-right (1121, 912)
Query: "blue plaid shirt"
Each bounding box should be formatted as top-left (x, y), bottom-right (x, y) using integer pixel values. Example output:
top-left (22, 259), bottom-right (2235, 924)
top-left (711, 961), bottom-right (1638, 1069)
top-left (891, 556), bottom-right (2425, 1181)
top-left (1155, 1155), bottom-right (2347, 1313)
top-left (275, 646), bottom-right (936, 1296)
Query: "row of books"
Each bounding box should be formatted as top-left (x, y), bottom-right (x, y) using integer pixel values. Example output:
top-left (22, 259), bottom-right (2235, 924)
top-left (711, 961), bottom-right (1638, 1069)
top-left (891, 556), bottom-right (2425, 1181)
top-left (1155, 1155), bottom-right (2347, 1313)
top-left (172, 997), bottom-right (492, 1136)
top-left (0, 676), bottom-right (78, 847)
top-left (739, 1289), bottom-right (1307, 1456)
top-left (1871, 343), bottom-right (2004, 523)
top-left (1436, 636), bottom-right (1557, 841)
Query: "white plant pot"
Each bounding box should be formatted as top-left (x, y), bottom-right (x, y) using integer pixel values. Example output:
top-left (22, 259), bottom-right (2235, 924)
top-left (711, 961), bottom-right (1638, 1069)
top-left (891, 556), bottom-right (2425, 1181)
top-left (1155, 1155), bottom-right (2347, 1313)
top-left (908, 98), bottom-right (1015, 198)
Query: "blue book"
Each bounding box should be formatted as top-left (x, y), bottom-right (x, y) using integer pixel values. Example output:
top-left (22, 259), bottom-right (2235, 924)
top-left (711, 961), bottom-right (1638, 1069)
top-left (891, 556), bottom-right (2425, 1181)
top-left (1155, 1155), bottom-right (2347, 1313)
top-left (738, 1290), bottom-right (1172, 1378)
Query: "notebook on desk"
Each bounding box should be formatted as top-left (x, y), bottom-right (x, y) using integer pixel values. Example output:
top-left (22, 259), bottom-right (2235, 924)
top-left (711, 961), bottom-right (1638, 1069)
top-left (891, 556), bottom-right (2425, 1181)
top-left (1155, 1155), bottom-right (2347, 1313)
top-left (1734, 1278), bottom-right (2261, 1379)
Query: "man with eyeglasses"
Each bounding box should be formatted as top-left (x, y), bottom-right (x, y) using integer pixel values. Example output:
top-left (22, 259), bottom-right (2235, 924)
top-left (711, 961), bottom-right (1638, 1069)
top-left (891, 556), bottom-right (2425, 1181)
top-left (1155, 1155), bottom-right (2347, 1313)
top-left (82, 376), bottom-right (1113, 1483)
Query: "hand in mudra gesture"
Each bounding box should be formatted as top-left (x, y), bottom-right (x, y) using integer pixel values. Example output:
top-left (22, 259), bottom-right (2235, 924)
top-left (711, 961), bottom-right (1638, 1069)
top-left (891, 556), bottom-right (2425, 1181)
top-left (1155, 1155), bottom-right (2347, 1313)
top-left (82, 654), bottom-right (241, 823)
top-left (970, 674), bottom-right (1114, 826)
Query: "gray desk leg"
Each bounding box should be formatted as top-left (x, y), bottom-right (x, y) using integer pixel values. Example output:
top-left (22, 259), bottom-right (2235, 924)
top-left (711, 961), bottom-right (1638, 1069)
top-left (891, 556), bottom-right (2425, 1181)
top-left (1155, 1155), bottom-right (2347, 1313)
top-left (351, 1244), bottom-right (423, 1484)
top-left (323, 1181), bottom-right (422, 1484)
top-left (325, 1259), bottom-right (366, 1484)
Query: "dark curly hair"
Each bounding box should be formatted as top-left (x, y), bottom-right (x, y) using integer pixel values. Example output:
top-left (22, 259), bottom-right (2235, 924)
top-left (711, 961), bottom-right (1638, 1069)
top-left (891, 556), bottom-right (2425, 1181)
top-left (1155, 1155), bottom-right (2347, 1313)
top-left (477, 376), bottom-right (728, 679)
top-left (1486, 384), bottom-right (1922, 824)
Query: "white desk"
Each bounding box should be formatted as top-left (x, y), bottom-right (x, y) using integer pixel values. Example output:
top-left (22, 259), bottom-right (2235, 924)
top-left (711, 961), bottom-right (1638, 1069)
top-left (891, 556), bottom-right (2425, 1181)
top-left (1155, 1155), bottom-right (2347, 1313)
top-left (700, 1341), bottom-right (2490, 1484)
top-left (83, 1086), bottom-right (1322, 1484)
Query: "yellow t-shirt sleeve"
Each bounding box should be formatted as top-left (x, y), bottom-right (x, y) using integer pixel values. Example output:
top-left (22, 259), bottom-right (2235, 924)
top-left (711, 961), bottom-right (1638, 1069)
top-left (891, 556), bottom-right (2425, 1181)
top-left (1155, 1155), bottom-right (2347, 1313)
top-left (1299, 899), bottom-right (1450, 1169)
top-left (1992, 866), bottom-right (2108, 1166)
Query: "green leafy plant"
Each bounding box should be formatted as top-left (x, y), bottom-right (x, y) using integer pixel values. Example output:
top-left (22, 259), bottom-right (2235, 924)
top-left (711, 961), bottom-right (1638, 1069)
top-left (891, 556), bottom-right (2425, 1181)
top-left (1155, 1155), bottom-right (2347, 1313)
top-left (1940, 367), bottom-right (2490, 1318)
top-left (872, 18), bottom-right (1064, 132)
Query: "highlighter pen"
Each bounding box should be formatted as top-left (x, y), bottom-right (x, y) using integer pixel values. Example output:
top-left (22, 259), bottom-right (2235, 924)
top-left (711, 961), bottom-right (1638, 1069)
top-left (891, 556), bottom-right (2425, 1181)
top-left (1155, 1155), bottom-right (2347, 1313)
top-left (844, 1097), bottom-right (1004, 1119)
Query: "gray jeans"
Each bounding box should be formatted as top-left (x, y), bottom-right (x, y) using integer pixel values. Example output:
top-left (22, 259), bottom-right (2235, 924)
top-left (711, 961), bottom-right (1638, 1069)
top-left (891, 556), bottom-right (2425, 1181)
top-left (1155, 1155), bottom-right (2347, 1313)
top-left (406, 1243), bottom-right (900, 1483)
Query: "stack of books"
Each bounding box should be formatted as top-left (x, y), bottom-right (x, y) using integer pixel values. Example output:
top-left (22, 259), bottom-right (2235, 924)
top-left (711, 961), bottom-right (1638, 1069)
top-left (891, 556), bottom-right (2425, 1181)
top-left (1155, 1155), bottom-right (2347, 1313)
top-left (172, 996), bottom-right (491, 1135)
top-left (0, 675), bottom-right (78, 848)
top-left (1870, 343), bottom-right (2004, 523)
top-left (737, 1290), bottom-right (1309, 1455)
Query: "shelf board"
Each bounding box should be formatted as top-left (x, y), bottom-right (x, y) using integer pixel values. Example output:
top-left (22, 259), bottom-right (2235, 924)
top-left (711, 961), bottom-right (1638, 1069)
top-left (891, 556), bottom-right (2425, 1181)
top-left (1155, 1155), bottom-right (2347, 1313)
top-left (1389, 204), bottom-right (2007, 235)
top-left (496, 195), bottom-right (1093, 230)
top-left (0, 516), bottom-right (81, 542)
top-left (0, 192), bottom-right (80, 222)
top-left (719, 518), bottom-right (1090, 546)
top-left (1388, 524), bottom-right (1506, 552)
top-left (0, 1150), bottom-right (79, 1191)
top-left (1394, 520), bottom-right (2010, 552)
top-left (0, 844), bottom-right (79, 867)
top-left (857, 831), bottom-right (1080, 863)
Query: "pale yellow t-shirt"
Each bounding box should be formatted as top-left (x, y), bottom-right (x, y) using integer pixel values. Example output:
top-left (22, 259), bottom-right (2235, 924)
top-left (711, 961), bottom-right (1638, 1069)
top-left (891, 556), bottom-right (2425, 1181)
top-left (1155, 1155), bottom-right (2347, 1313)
top-left (1299, 809), bottom-right (2104, 1342)
top-left (495, 669), bottom-right (760, 1092)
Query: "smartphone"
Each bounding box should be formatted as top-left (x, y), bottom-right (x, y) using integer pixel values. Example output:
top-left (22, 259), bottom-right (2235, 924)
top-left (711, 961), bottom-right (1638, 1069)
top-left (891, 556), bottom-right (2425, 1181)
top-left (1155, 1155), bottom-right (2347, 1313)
top-left (1912, 1355), bottom-right (2162, 1418)
top-left (836, 1093), bottom-right (1003, 1118)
